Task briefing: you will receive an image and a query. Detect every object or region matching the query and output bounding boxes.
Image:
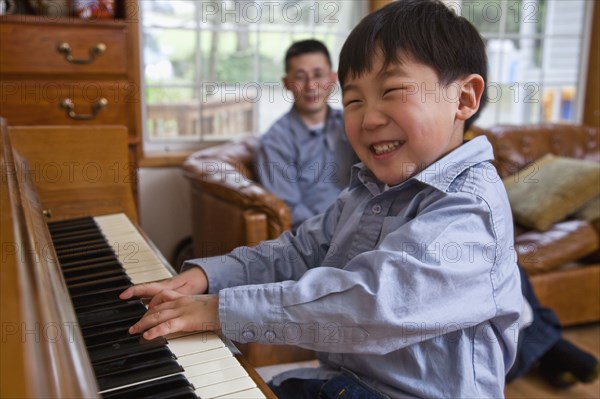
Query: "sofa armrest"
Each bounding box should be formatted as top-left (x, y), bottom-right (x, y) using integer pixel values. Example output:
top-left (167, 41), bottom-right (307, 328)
top-left (515, 219), bottom-right (600, 275)
top-left (183, 156), bottom-right (292, 239)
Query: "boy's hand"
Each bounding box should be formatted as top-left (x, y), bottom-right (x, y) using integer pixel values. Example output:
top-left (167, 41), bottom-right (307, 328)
top-left (119, 267), bottom-right (209, 300)
top-left (128, 291), bottom-right (220, 340)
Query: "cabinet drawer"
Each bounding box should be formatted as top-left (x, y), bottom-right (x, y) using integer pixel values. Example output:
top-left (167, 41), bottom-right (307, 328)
top-left (0, 79), bottom-right (136, 127)
top-left (0, 23), bottom-right (128, 75)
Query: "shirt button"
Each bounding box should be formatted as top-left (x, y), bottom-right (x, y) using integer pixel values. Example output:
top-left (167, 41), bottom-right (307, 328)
top-left (264, 330), bottom-right (276, 341)
top-left (242, 329), bottom-right (256, 340)
top-left (372, 204), bottom-right (382, 214)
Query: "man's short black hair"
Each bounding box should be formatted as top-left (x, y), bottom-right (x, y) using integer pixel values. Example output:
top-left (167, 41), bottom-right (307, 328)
top-left (339, 0), bottom-right (488, 131)
top-left (285, 39), bottom-right (332, 72)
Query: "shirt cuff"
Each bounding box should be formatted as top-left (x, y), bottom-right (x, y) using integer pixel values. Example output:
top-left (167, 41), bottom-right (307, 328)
top-left (218, 283), bottom-right (286, 344)
top-left (181, 256), bottom-right (247, 293)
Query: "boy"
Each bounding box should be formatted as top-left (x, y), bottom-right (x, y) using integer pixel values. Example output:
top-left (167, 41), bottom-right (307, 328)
top-left (121, 1), bottom-right (523, 397)
top-left (256, 39), bottom-right (357, 231)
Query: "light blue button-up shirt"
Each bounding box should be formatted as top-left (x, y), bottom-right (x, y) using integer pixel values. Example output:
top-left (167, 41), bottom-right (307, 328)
top-left (184, 136), bottom-right (523, 398)
top-left (255, 106), bottom-right (357, 230)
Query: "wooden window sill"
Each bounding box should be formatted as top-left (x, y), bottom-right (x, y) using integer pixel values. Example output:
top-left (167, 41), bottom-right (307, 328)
top-left (138, 151), bottom-right (194, 168)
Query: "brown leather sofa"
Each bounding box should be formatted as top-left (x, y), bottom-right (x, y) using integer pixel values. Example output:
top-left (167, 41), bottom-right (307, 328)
top-left (469, 123), bottom-right (600, 326)
top-left (183, 123), bottom-right (600, 364)
top-left (183, 136), bottom-right (291, 259)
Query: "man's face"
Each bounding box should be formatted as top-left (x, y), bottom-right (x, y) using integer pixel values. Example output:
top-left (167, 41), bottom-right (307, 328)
top-left (283, 53), bottom-right (337, 117)
top-left (342, 53), bottom-right (468, 186)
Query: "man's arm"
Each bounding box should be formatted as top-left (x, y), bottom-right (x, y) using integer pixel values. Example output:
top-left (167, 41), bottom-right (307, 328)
top-left (255, 131), bottom-right (314, 229)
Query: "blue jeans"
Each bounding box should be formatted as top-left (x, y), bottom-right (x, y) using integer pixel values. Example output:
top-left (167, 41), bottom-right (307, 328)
top-left (268, 375), bottom-right (387, 399)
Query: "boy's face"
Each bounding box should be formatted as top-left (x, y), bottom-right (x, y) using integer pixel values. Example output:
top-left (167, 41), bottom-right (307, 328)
top-left (284, 53), bottom-right (337, 118)
top-left (342, 53), bottom-right (473, 186)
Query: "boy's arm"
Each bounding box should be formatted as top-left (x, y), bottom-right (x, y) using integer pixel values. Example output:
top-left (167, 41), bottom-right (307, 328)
top-left (182, 194), bottom-right (345, 292)
top-left (214, 192), bottom-right (522, 355)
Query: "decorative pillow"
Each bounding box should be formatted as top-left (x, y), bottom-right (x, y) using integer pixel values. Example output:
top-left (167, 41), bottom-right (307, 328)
top-left (573, 195), bottom-right (600, 224)
top-left (504, 154), bottom-right (600, 231)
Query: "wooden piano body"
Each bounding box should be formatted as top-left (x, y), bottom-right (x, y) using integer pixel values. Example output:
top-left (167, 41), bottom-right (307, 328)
top-left (0, 119), bottom-right (274, 398)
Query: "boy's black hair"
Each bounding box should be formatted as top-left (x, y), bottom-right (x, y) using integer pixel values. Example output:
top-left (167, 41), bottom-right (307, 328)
top-left (338, 0), bottom-right (488, 131)
top-left (285, 39), bottom-right (332, 72)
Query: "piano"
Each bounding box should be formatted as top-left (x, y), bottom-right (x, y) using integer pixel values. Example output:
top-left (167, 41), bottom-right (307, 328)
top-left (0, 118), bottom-right (276, 398)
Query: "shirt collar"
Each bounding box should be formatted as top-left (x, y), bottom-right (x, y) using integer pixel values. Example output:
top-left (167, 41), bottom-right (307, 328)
top-left (289, 106), bottom-right (342, 149)
top-left (350, 135), bottom-right (494, 194)
top-left (289, 106), bottom-right (337, 136)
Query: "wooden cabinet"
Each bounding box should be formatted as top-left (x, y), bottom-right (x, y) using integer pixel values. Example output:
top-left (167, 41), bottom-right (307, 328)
top-left (0, 0), bottom-right (142, 198)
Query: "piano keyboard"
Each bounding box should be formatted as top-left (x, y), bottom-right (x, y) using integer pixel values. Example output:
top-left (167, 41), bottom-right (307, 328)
top-left (48, 213), bottom-right (267, 399)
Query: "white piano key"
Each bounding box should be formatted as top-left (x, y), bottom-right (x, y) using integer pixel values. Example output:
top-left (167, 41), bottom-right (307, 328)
top-left (176, 346), bottom-right (233, 368)
top-left (128, 269), bottom-right (172, 284)
top-left (183, 356), bottom-right (242, 379)
top-left (216, 387), bottom-right (266, 399)
top-left (98, 372), bottom-right (184, 395)
top-left (189, 366), bottom-right (248, 388)
top-left (193, 375), bottom-right (257, 398)
top-left (168, 332), bottom-right (226, 357)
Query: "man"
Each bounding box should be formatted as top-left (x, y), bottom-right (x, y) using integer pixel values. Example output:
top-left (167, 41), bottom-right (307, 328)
top-left (255, 39), bottom-right (357, 231)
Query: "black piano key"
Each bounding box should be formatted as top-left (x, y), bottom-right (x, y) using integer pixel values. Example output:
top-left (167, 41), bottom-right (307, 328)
top-left (55, 241), bottom-right (112, 256)
top-left (84, 325), bottom-right (137, 347)
top-left (81, 315), bottom-right (141, 339)
top-left (65, 268), bottom-right (127, 285)
top-left (100, 374), bottom-right (196, 399)
top-left (88, 335), bottom-right (168, 364)
top-left (107, 385), bottom-right (197, 399)
top-left (52, 233), bottom-right (106, 247)
top-left (71, 285), bottom-right (132, 311)
top-left (62, 260), bottom-right (123, 278)
top-left (68, 275), bottom-right (132, 296)
top-left (77, 301), bottom-right (147, 328)
top-left (48, 216), bottom-right (95, 225)
top-left (48, 217), bottom-right (97, 233)
top-left (93, 347), bottom-right (174, 376)
top-left (50, 227), bottom-right (104, 240)
top-left (60, 254), bottom-right (120, 270)
top-left (97, 357), bottom-right (183, 391)
top-left (58, 247), bottom-right (116, 263)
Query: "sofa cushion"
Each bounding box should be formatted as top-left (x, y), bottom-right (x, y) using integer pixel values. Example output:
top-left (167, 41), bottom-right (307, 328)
top-left (574, 195), bottom-right (600, 224)
top-left (504, 154), bottom-right (600, 231)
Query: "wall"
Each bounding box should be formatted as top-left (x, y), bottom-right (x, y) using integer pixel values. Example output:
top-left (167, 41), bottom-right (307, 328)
top-left (583, 2), bottom-right (599, 131)
top-left (137, 167), bottom-right (192, 266)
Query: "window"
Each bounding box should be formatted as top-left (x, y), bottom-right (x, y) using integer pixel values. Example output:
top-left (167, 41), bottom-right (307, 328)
top-left (141, 0), bottom-right (592, 151)
top-left (140, 0), bottom-right (366, 152)
top-left (443, 0), bottom-right (593, 127)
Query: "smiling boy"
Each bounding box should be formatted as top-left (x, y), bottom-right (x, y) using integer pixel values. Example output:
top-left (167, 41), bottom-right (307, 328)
top-left (122, 1), bottom-right (523, 397)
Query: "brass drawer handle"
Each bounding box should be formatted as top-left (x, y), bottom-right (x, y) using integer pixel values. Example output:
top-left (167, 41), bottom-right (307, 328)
top-left (60, 98), bottom-right (108, 120)
top-left (56, 42), bottom-right (107, 65)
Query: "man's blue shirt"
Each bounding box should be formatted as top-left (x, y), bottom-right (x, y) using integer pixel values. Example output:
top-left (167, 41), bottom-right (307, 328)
top-left (255, 106), bottom-right (357, 230)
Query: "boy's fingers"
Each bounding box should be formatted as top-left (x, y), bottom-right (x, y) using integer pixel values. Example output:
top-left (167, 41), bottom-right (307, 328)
top-left (147, 289), bottom-right (181, 309)
top-left (129, 305), bottom-right (177, 335)
top-left (119, 281), bottom-right (170, 300)
top-left (142, 318), bottom-right (185, 341)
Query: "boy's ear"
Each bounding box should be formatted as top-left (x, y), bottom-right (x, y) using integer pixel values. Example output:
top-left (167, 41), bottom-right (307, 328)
top-left (455, 74), bottom-right (485, 121)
